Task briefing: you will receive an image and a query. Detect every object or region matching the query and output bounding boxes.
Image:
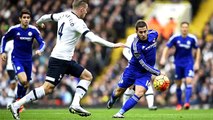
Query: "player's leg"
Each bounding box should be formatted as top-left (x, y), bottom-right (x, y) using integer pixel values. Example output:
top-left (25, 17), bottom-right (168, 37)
top-left (12, 60), bottom-right (32, 100)
top-left (145, 83), bottom-right (157, 110)
top-left (8, 57), bottom-right (65, 119)
top-left (175, 79), bottom-right (182, 110)
top-left (175, 65), bottom-right (184, 110)
top-left (107, 70), bottom-right (133, 109)
top-left (113, 84), bottom-right (147, 118)
top-left (12, 60), bottom-right (29, 113)
top-left (68, 60), bottom-right (92, 116)
top-left (7, 70), bottom-right (16, 82)
top-left (184, 66), bottom-right (194, 110)
top-left (184, 77), bottom-right (192, 109)
top-left (113, 75), bottom-right (150, 118)
top-left (122, 86), bottom-right (134, 105)
top-left (8, 81), bottom-right (55, 120)
top-left (107, 86), bottom-right (126, 109)
top-left (7, 69), bottom-right (16, 97)
top-left (16, 61), bottom-right (33, 112)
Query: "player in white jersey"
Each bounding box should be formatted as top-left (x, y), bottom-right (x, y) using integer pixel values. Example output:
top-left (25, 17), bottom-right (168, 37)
top-left (4, 40), bottom-right (16, 82)
top-left (122, 33), bottom-right (157, 110)
top-left (8, 0), bottom-right (125, 119)
top-left (4, 40), bottom-right (17, 107)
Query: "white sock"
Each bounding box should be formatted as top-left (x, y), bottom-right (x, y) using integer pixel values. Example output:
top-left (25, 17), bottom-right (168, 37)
top-left (145, 85), bottom-right (154, 108)
top-left (71, 80), bottom-right (91, 106)
top-left (13, 86), bottom-right (45, 109)
top-left (122, 88), bottom-right (134, 105)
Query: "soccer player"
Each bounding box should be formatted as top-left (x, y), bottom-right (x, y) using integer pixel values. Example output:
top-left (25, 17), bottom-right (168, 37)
top-left (122, 33), bottom-right (157, 110)
top-left (4, 40), bottom-right (15, 83)
top-left (4, 40), bottom-right (17, 107)
top-left (160, 22), bottom-right (201, 110)
top-left (107, 20), bottom-right (163, 118)
top-left (1, 9), bottom-right (45, 112)
top-left (8, 0), bottom-right (125, 120)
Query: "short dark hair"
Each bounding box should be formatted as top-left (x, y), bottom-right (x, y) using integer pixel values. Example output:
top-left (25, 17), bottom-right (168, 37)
top-left (72, 0), bottom-right (88, 9)
top-left (135, 20), bottom-right (148, 30)
top-left (180, 21), bottom-right (189, 26)
top-left (19, 8), bottom-right (31, 17)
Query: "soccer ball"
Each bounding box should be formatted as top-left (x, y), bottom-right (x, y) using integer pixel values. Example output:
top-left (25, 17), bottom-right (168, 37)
top-left (153, 75), bottom-right (170, 92)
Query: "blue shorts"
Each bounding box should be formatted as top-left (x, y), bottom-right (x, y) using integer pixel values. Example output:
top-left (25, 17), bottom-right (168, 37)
top-left (12, 59), bottom-right (32, 81)
top-left (175, 64), bottom-right (194, 80)
top-left (118, 66), bottom-right (151, 90)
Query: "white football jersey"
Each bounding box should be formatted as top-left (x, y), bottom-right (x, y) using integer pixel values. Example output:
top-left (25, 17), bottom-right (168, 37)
top-left (5, 40), bottom-right (14, 70)
top-left (123, 33), bottom-right (137, 61)
top-left (50, 11), bottom-right (89, 61)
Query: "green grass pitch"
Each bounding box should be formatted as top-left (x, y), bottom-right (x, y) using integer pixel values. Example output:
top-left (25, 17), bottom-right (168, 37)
top-left (0, 108), bottom-right (213, 120)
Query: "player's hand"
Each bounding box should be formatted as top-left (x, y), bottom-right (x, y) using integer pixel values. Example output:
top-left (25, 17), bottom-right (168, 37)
top-left (1, 53), bottom-right (7, 61)
top-left (113, 43), bottom-right (127, 48)
top-left (36, 23), bottom-right (45, 29)
top-left (35, 50), bottom-right (42, 56)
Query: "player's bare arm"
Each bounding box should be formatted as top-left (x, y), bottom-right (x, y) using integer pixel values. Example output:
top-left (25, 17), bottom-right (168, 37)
top-left (160, 47), bottom-right (169, 66)
top-left (1, 53), bottom-right (7, 61)
top-left (194, 48), bottom-right (201, 70)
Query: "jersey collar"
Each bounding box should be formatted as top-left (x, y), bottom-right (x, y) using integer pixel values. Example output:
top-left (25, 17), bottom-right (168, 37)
top-left (71, 11), bottom-right (79, 18)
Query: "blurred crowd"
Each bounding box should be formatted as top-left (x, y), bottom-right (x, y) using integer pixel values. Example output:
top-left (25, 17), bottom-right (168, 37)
top-left (0, 0), bottom-right (212, 109)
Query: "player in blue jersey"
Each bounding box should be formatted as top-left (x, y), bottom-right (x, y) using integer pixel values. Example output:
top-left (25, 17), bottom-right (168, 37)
top-left (160, 22), bottom-right (201, 110)
top-left (107, 20), bottom-right (163, 118)
top-left (0, 9), bottom-right (45, 112)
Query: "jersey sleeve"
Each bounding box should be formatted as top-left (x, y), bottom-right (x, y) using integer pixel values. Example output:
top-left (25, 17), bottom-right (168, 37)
top-left (51, 12), bottom-right (62, 22)
top-left (167, 35), bottom-right (176, 48)
top-left (148, 30), bottom-right (158, 42)
top-left (85, 32), bottom-right (115, 47)
top-left (0, 27), bottom-right (15, 53)
top-left (123, 35), bottom-right (134, 61)
top-left (33, 28), bottom-right (45, 52)
top-left (73, 19), bottom-right (90, 35)
top-left (191, 35), bottom-right (199, 49)
top-left (132, 43), bottom-right (160, 76)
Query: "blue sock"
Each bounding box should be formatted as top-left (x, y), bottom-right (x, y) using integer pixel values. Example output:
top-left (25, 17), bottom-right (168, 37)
top-left (185, 85), bottom-right (192, 103)
top-left (176, 88), bottom-right (182, 105)
top-left (17, 83), bottom-right (24, 99)
top-left (110, 91), bottom-right (119, 103)
top-left (21, 87), bottom-right (27, 98)
top-left (119, 94), bottom-right (140, 115)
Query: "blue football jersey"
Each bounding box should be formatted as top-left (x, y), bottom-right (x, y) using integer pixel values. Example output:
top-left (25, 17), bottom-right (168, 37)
top-left (167, 33), bottom-right (198, 66)
top-left (129, 30), bottom-right (160, 76)
top-left (1, 24), bottom-right (45, 61)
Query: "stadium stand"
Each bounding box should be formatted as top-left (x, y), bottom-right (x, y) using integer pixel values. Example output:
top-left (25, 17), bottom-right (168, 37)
top-left (0, 0), bottom-right (212, 109)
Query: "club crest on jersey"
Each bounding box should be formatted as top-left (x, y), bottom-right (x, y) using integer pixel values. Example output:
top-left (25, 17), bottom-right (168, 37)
top-left (28, 32), bottom-right (32, 36)
top-left (187, 41), bottom-right (191, 45)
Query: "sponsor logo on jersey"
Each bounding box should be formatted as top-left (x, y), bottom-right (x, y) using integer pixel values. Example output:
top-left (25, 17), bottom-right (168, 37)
top-left (177, 40), bottom-right (190, 49)
top-left (19, 37), bottom-right (32, 41)
top-left (145, 42), bottom-right (157, 50)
